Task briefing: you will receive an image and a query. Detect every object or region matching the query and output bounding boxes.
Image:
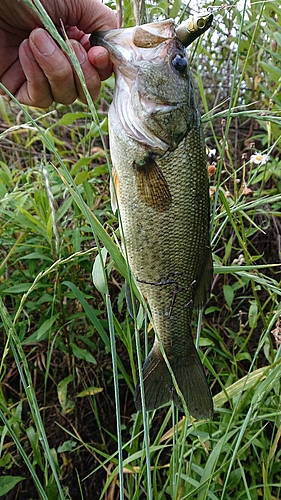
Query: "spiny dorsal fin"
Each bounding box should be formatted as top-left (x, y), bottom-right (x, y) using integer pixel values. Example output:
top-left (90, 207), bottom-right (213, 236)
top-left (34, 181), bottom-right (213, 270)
top-left (133, 156), bottom-right (172, 211)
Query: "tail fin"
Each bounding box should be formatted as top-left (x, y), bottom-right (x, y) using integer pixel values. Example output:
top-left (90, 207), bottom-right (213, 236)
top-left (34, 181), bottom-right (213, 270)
top-left (134, 344), bottom-right (213, 419)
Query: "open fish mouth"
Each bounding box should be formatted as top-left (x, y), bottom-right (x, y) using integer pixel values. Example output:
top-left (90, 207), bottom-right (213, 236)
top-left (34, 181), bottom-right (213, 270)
top-left (90, 12), bottom-right (213, 54)
top-left (90, 20), bottom-right (176, 68)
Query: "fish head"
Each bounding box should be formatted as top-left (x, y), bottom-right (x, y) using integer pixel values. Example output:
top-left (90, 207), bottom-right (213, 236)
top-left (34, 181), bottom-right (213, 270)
top-left (90, 20), bottom-right (198, 151)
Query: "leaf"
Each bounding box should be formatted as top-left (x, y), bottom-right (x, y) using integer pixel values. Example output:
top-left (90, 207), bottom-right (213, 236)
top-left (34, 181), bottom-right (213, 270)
top-left (15, 205), bottom-right (45, 230)
top-left (49, 111), bottom-right (89, 127)
top-left (70, 343), bottom-right (97, 364)
top-left (274, 31), bottom-right (281, 47)
top-left (92, 247), bottom-right (108, 294)
top-left (0, 476), bottom-right (25, 497)
top-left (0, 183), bottom-right (7, 197)
top-left (260, 61), bottom-right (281, 83)
top-left (0, 161), bottom-right (12, 185)
top-left (77, 386), bottom-right (103, 397)
top-left (57, 440), bottom-right (77, 453)
top-left (26, 426), bottom-right (43, 471)
top-left (22, 314), bottom-right (60, 345)
top-left (170, 0), bottom-right (181, 18)
top-left (223, 284), bottom-right (234, 308)
top-left (46, 213), bottom-right (53, 243)
top-left (61, 281), bottom-right (133, 392)
top-left (75, 171), bottom-right (90, 184)
top-left (4, 283), bottom-right (34, 294)
top-left (248, 301), bottom-right (258, 328)
top-left (20, 252), bottom-right (53, 261)
top-left (137, 303), bottom-right (144, 330)
top-left (57, 375), bottom-right (75, 414)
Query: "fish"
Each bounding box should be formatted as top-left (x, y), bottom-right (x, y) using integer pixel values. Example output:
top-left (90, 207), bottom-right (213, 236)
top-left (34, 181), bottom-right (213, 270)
top-left (90, 16), bottom-right (213, 419)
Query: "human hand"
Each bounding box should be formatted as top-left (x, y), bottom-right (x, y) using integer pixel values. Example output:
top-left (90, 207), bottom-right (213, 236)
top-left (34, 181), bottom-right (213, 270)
top-left (0, 0), bottom-right (116, 107)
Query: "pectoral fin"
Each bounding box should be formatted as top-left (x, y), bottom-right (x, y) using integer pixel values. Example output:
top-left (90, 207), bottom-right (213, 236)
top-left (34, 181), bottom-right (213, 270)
top-left (133, 156), bottom-right (172, 211)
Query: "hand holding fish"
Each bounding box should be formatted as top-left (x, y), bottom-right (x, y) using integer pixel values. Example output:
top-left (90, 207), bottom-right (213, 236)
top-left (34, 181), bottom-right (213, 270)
top-left (0, 0), bottom-right (116, 106)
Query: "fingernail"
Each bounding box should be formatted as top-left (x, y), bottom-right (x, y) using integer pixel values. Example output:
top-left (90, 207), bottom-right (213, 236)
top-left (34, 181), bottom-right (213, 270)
top-left (21, 39), bottom-right (36, 60)
top-left (31, 28), bottom-right (56, 56)
top-left (93, 50), bottom-right (109, 69)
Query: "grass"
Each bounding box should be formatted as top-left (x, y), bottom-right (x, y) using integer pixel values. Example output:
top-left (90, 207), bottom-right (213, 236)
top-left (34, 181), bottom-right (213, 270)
top-left (0, 0), bottom-right (281, 498)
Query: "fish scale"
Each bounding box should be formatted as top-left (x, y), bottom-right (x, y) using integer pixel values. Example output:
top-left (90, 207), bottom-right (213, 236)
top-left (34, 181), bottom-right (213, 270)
top-left (90, 16), bottom-right (214, 419)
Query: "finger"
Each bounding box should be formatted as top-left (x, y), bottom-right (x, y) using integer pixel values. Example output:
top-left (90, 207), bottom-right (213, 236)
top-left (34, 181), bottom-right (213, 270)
top-left (70, 39), bottom-right (102, 103)
top-left (66, 26), bottom-right (91, 51)
top-left (0, 57), bottom-right (26, 99)
top-left (28, 28), bottom-right (78, 105)
top-left (88, 46), bottom-right (113, 82)
top-left (16, 38), bottom-right (54, 107)
top-left (65, 28), bottom-right (113, 83)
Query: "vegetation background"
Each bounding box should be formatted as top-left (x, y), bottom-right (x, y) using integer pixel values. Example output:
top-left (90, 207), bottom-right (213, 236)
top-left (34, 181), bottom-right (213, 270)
top-left (0, 0), bottom-right (281, 498)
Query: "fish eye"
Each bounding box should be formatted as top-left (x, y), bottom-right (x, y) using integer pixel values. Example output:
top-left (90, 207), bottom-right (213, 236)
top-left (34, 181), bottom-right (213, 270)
top-left (171, 54), bottom-right (187, 74)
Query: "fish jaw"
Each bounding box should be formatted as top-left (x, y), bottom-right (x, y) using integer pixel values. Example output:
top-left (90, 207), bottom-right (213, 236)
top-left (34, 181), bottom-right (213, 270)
top-left (90, 20), bottom-right (177, 94)
top-left (90, 19), bottom-right (182, 98)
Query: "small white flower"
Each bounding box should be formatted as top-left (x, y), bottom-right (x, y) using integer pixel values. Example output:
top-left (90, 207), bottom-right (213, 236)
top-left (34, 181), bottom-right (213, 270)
top-left (250, 152), bottom-right (270, 165)
top-left (208, 148), bottom-right (216, 158)
top-left (232, 254), bottom-right (245, 265)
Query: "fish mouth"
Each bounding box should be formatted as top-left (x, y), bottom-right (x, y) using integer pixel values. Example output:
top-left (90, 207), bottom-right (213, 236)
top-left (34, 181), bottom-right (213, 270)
top-left (90, 21), bottom-right (178, 92)
top-left (90, 19), bottom-right (176, 66)
top-left (90, 30), bottom-right (134, 66)
top-left (90, 13), bottom-right (213, 58)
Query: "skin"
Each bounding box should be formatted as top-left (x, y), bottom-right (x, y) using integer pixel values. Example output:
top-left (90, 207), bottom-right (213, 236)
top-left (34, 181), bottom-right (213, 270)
top-left (0, 0), bottom-right (116, 107)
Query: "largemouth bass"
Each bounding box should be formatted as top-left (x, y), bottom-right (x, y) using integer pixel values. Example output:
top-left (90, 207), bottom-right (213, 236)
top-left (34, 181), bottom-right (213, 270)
top-left (90, 17), bottom-right (213, 419)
